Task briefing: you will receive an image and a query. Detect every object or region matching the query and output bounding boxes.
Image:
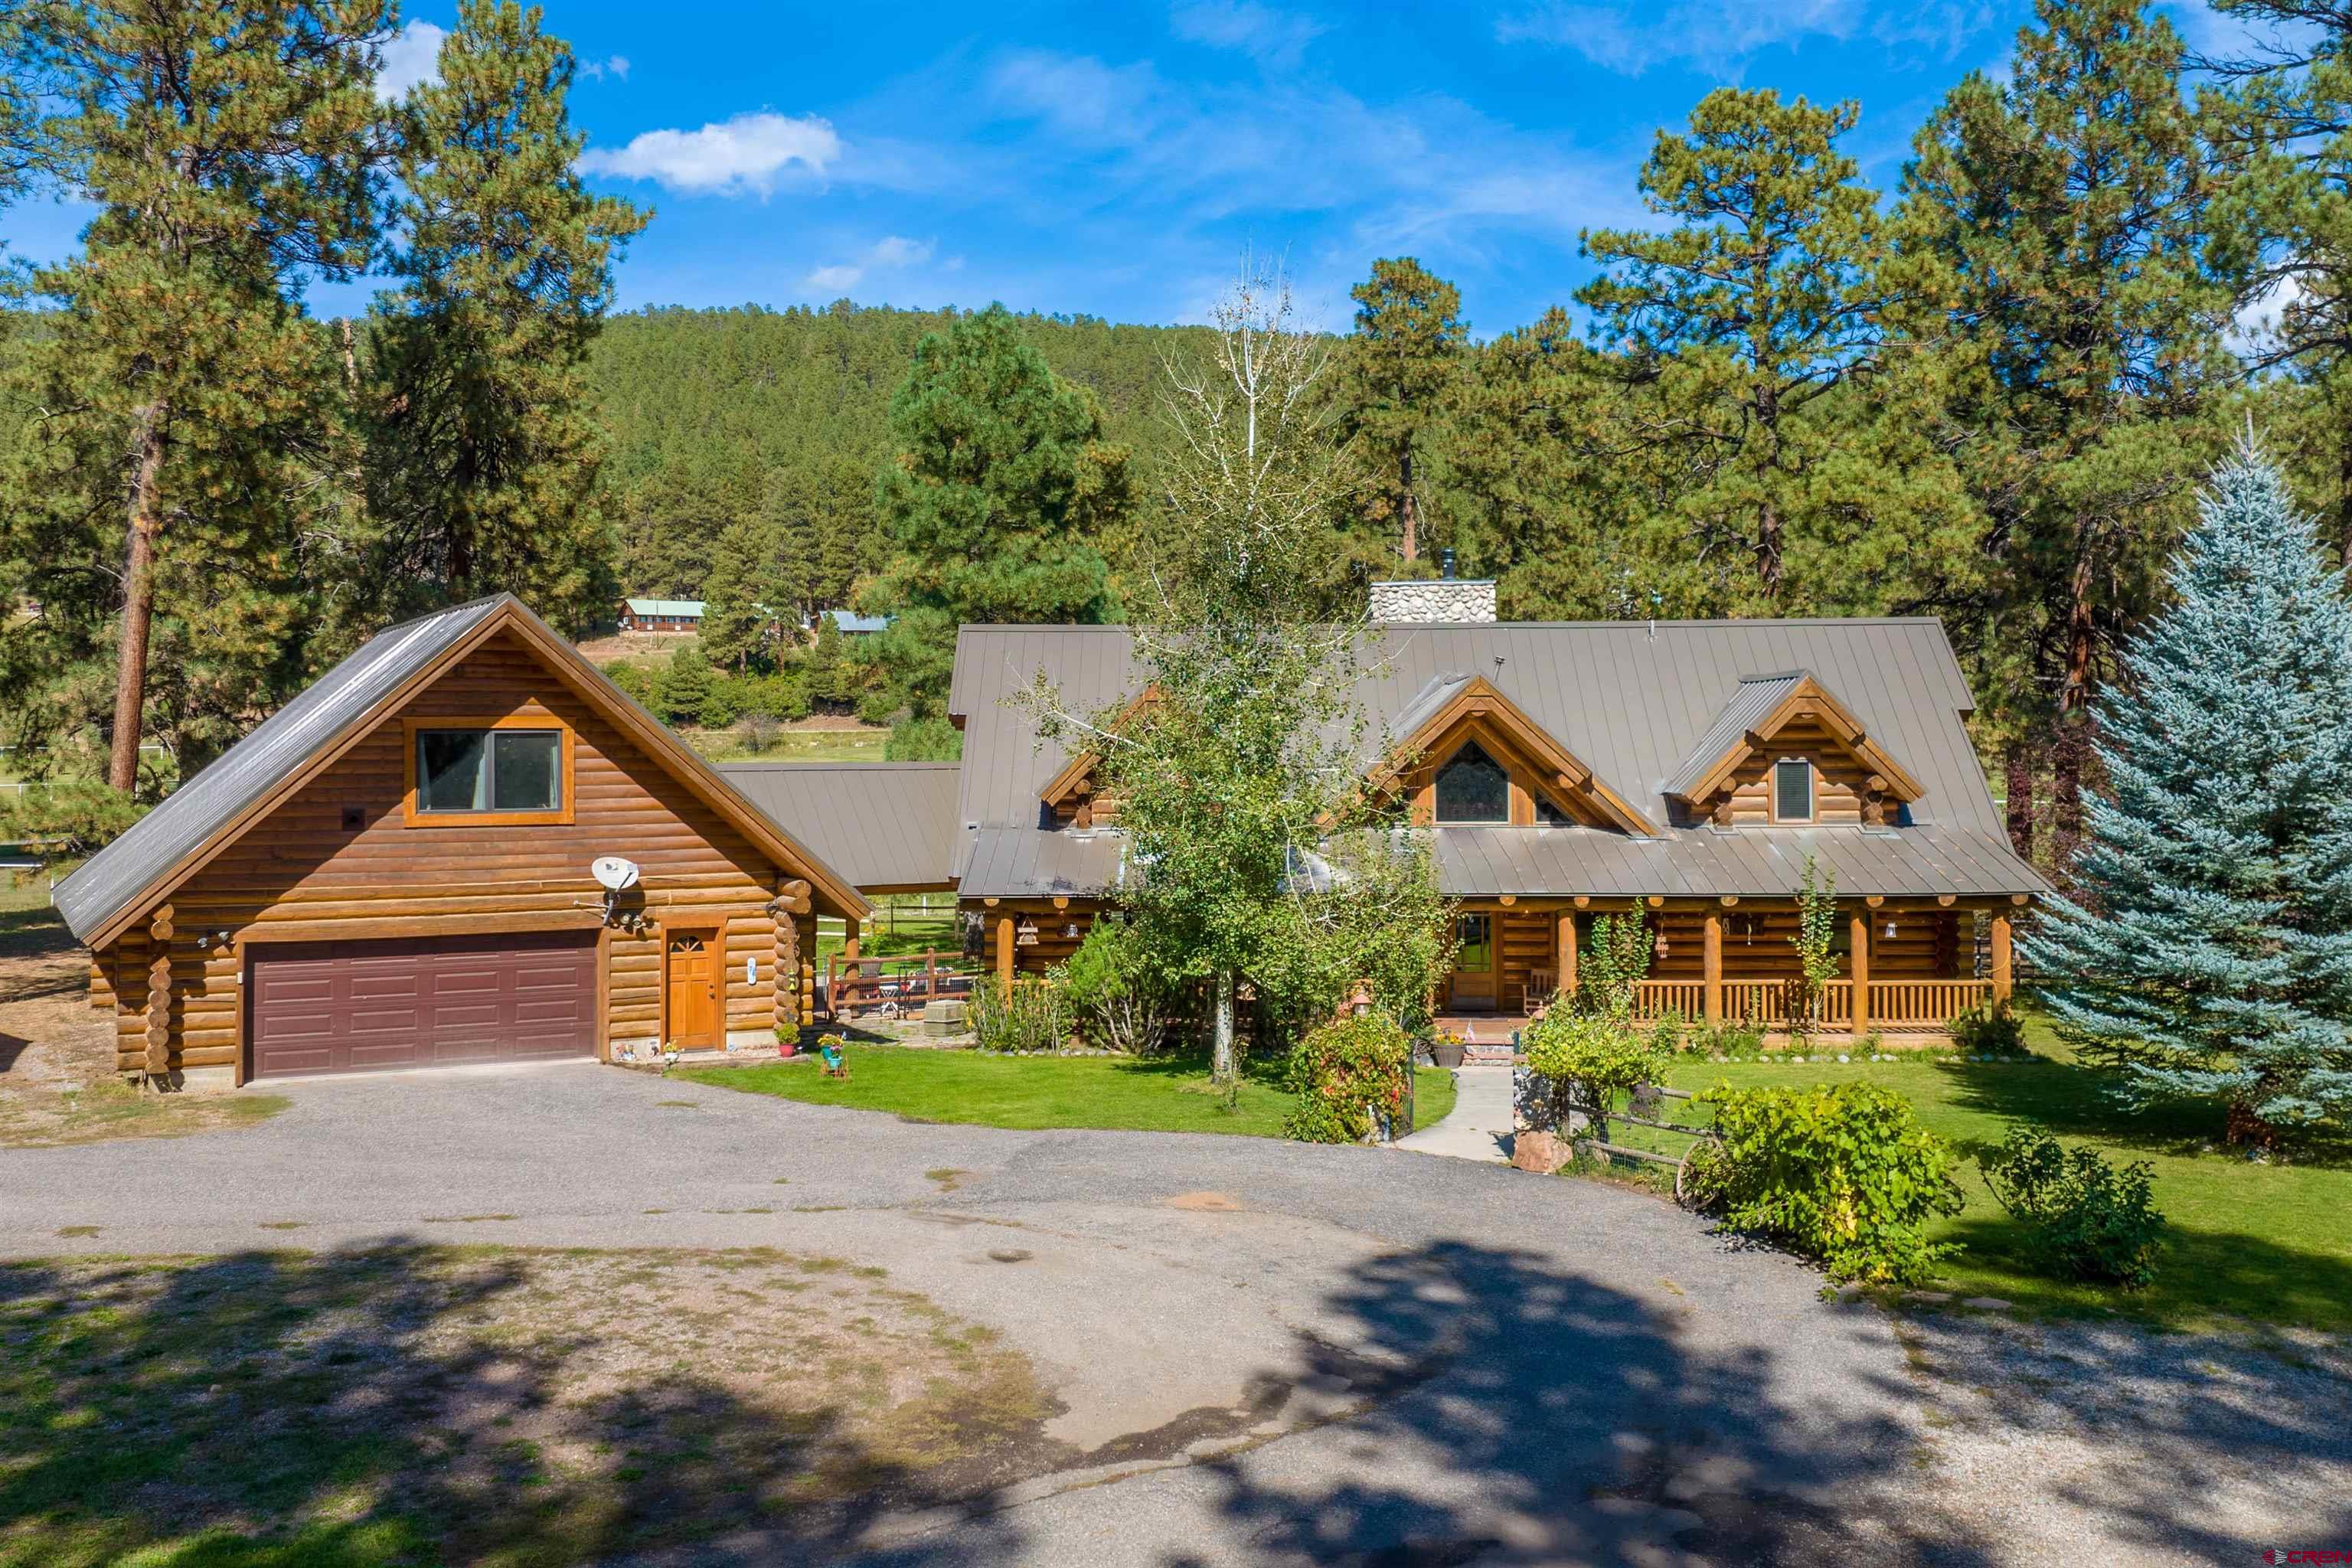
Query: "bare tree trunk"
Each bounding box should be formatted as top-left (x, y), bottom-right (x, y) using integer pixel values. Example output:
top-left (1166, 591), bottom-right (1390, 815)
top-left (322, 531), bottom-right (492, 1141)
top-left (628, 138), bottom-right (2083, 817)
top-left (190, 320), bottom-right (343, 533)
top-left (2051, 554), bottom-right (2097, 875)
top-left (1398, 449), bottom-right (1417, 564)
top-left (1211, 971), bottom-right (1236, 1086)
top-left (108, 400), bottom-right (170, 794)
top-left (2004, 741), bottom-right (2036, 863)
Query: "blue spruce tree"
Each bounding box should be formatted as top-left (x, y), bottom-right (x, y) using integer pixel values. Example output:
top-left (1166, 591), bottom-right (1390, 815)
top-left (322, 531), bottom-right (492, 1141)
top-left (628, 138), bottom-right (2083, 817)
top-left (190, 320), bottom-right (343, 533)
top-left (2024, 443), bottom-right (2352, 1145)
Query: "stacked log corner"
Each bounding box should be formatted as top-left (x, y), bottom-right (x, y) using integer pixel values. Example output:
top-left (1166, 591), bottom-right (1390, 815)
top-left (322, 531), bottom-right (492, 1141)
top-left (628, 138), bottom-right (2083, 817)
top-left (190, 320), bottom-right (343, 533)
top-left (145, 906), bottom-right (175, 1082)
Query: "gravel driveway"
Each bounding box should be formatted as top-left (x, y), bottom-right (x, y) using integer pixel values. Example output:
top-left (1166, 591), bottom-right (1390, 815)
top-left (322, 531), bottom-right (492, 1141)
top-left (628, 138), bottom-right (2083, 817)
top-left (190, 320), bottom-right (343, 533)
top-left (2, 1059), bottom-right (2342, 1566)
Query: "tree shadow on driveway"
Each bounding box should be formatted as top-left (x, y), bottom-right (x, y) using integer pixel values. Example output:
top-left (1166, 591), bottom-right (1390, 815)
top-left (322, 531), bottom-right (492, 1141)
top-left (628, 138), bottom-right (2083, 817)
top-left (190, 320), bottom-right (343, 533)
top-left (0, 1243), bottom-right (1049, 1566)
top-left (1158, 1236), bottom-right (1988, 1567)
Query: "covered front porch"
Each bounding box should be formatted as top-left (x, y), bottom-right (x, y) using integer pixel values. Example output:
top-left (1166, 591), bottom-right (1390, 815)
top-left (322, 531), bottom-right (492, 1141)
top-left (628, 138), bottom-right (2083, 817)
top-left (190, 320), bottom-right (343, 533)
top-left (1442, 893), bottom-right (2022, 1036)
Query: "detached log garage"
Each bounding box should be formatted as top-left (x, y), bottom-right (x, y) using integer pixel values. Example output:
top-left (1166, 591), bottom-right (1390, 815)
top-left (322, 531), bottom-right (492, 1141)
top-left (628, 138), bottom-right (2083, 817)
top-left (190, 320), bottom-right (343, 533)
top-left (54, 594), bottom-right (869, 1089)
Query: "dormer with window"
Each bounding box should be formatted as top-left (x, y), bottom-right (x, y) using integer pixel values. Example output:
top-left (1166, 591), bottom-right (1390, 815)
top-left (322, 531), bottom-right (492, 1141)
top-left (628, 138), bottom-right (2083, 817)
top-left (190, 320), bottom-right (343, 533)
top-left (1663, 671), bottom-right (1922, 830)
top-left (1374, 675), bottom-right (1658, 835)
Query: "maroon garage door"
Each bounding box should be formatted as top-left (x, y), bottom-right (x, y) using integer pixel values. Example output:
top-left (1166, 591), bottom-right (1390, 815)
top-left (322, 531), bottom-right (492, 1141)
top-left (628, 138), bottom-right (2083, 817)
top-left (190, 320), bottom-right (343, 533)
top-left (247, 931), bottom-right (598, 1079)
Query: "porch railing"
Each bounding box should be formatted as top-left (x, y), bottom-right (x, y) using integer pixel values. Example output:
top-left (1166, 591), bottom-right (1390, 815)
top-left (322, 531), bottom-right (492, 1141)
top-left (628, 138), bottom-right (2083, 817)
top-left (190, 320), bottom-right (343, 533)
top-left (1625, 977), bottom-right (1985, 1033)
top-left (1869, 979), bottom-right (1991, 1032)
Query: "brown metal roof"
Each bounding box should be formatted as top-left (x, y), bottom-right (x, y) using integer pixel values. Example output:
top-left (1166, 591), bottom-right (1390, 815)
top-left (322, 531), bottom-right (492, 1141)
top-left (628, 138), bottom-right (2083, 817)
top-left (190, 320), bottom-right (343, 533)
top-left (959, 827), bottom-right (1127, 900)
top-left (717, 763), bottom-right (962, 891)
top-left (1658, 671), bottom-right (1808, 802)
top-left (945, 619), bottom-right (2044, 900)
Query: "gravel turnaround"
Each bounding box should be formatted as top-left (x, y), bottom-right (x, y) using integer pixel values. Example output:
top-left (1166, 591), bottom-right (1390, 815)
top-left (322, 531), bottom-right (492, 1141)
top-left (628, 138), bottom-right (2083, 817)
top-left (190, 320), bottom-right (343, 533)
top-left (2, 1058), bottom-right (2343, 1566)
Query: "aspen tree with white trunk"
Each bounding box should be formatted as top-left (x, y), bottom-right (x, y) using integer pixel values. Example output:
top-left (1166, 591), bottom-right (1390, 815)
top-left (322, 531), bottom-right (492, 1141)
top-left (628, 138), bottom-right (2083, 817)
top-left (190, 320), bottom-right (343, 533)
top-left (1024, 259), bottom-right (1452, 1096)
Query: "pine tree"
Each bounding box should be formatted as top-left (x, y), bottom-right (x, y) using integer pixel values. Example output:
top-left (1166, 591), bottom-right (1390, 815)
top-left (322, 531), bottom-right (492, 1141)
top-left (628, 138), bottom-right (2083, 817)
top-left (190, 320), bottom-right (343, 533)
top-left (1341, 257), bottom-right (1465, 567)
top-left (863, 305), bottom-right (1130, 719)
top-left (360, 0), bottom-right (645, 632)
top-left (698, 524), bottom-right (769, 673)
top-left (1896, 0), bottom-right (2234, 868)
top-left (2024, 446), bottom-right (2352, 1145)
top-left (0, 0), bottom-right (390, 791)
top-left (2202, 1), bottom-right (2352, 559)
top-left (1575, 87), bottom-right (1975, 612)
top-left (655, 642), bottom-right (717, 729)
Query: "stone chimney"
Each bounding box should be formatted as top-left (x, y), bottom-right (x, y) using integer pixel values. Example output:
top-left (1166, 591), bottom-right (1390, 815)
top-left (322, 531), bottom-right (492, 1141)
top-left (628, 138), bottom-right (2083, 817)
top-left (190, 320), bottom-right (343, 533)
top-left (1368, 567), bottom-right (1498, 625)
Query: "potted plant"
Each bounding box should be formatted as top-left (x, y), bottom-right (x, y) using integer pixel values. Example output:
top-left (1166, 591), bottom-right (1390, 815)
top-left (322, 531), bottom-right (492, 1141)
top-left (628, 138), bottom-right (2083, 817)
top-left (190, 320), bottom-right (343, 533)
top-left (1429, 1027), bottom-right (1466, 1069)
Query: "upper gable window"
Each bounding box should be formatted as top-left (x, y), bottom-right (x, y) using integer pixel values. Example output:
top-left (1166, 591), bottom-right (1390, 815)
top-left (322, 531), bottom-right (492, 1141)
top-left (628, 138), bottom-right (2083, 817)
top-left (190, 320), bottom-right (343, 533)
top-left (1434, 742), bottom-right (1511, 823)
top-left (406, 720), bottom-right (573, 825)
top-left (1772, 758), bottom-right (1814, 822)
top-left (1537, 794), bottom-right (1571, 827)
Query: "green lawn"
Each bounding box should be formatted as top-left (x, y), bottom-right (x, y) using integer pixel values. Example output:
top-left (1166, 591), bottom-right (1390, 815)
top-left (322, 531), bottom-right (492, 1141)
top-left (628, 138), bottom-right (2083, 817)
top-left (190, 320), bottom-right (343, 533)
top-left (690, 722), bottom-right (893, 763)
top-left (1609, 1024), bottom-right (2352, 1333)
top-left (815, 906), bottom-right (957, 962)
top-left (684, 1046), bottom-right (1459, 1141)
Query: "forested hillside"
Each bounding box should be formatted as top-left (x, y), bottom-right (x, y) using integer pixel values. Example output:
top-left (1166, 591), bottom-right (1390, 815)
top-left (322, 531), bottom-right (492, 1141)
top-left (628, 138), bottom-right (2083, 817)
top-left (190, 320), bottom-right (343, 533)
top-left (588, 305), bottom-right (1211, 603)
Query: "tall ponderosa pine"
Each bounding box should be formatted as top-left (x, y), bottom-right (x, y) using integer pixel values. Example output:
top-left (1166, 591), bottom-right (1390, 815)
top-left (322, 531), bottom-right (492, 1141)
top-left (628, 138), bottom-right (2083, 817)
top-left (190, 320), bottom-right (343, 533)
top-left (0, 0), bottom-right (389, 790)
top-left (2202, 0), bottom-right (2352, 557)
top-left (2024, 447), bottom-right (2352, 1145)
top-left (864, 305), bottom-right (1130, 721)
top-left (1897, 0), bottom-right (2234, 868)
top-left (1576, 88), bottom-right (1968, 612)
top-left (362, 0), bottom-right (645, 632)
top-left (1341, 256), bottom-right (1465, 567)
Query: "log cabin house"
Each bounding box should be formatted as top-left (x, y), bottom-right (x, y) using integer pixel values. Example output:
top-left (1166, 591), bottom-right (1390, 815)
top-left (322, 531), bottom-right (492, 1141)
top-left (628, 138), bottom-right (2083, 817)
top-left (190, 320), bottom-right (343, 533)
top-left (764, 582), bottom-right (2049, 1039)
top-left (57, 595), bottom-right (868, 1087)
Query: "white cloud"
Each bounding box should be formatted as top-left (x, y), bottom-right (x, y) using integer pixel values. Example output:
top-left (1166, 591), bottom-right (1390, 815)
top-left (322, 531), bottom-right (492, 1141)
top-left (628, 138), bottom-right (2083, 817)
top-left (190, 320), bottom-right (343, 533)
top-left (1170, 1), bottom-right (1328, 70)
top-left (2233, 269), bottom-right (2306, 362)
top-left (867, 234), bottom-right (935, 266)
top-left (375, 20), bottom-right (446, 102)
top-left (980, 47), bottom-right (1644, 285)
top-left (804, 235), bottom-right (939, 296)
top-left (577, 112), bottom-right (841, 196)
top-left (579, 53), bottom-right (631, 82)
top-left (1492, 0), bottom-right (1995, 78)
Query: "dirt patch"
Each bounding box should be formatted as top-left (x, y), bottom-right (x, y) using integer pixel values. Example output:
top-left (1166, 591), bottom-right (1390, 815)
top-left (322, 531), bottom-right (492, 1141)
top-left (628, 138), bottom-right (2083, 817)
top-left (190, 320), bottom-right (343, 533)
top-left (1165, 1191), bottom-right (1243, 1212)
top-left (0, 1245), bottom-right (1076, 1567)
top-left (0, 901), bottom-right (287, 1148)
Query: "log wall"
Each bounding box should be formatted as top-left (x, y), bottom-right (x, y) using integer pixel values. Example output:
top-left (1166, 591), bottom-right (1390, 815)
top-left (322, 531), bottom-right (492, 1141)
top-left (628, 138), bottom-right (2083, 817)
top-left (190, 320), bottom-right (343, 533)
top-left (108, 631), bottom-right (799, 1079)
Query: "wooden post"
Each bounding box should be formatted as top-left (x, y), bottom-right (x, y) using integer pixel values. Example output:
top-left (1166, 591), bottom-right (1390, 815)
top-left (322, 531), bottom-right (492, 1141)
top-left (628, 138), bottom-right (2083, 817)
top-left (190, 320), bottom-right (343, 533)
top-left (1991, 913), bottom-right (2013, 1010)
top-left (1556, 911), bottom-right (1576, 997)
top-left (1702, 911), bottom-right (1723, 1026)
top-left (1850, 911), bottom-right (1870, 1037)
top-left (844, 923), bottom-right (860, 963)
top-left (773, 915), bottom-right (799, 1035)
top-left (995, 914), bottom-right (1015, 997)
top-left (926, 949), bottom-right (937, 1002)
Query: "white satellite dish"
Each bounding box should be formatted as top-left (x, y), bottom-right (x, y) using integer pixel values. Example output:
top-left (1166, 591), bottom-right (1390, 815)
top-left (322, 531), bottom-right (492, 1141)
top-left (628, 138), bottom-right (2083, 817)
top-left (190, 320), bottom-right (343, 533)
top-left (591, 856), bottom-right (641, 892)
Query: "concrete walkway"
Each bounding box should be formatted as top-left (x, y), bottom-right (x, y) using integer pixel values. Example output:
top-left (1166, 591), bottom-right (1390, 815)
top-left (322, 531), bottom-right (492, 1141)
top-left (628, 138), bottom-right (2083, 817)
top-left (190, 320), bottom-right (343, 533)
top-left (1396, 1063), bottom-right (1515, 1162)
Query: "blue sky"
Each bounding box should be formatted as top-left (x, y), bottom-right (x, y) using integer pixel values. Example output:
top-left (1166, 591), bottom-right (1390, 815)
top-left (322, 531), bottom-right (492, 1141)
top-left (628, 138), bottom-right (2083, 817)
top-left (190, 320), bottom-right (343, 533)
top-left (0, 0), bottom-right (2278, 335)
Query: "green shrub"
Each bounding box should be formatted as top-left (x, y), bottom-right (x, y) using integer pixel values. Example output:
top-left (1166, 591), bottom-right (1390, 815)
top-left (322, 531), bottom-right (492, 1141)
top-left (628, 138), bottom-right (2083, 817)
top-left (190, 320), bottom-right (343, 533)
top-left (1060, 922), bottom-right (1165, 1054)
top-left (885, 714), bottom-right (963, 762)
top-left (1567, 911), bottom-right (1652, 1019)
top-left (0, 778), bottom-right (147, 854)
top-left (1950, 1004), bottom-right (2027, 1055)
top-left (1978, 1129), bottom-right (2165, 1289)
top-left (1694, 1081), bottom-right (1965, 1285)
top-left (1646, 1010), bottom-right (1687, 1058)
top-left (1520, 1011), bottom-right (1668, 1137)
top-left (1689, 1018), bottom-right (1766, 1057)
top-left (1283, 1012), bottom-right (1412, 1143)
top-left (969, 976), bottom-right (1073, 1054)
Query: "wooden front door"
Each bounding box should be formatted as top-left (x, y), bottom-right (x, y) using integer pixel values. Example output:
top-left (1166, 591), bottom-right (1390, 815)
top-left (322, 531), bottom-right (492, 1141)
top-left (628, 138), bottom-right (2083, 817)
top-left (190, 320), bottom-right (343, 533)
top-left (664, 930), bottom-right (720, 1047)
top-left (1449, 913), bottom-right (1497, 1010)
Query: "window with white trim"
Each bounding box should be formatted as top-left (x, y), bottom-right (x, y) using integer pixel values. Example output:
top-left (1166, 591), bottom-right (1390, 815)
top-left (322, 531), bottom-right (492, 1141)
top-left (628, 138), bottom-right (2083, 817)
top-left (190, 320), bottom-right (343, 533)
top-left (1772, 758), bottom-right (1813, 822)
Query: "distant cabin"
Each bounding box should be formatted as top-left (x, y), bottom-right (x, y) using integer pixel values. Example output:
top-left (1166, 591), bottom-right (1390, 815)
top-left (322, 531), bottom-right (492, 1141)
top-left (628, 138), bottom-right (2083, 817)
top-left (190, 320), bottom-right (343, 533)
top-left (617, 598), bottom-right (703, 633)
